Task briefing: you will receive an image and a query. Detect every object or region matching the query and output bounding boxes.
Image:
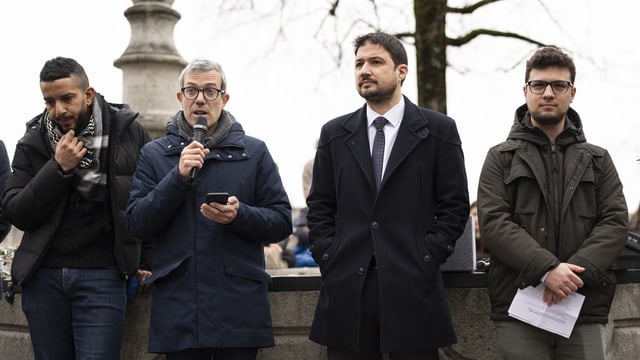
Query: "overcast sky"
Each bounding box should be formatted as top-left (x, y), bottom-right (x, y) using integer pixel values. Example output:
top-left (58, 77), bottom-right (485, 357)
top-left (1, 0), bottom-right (639, 211)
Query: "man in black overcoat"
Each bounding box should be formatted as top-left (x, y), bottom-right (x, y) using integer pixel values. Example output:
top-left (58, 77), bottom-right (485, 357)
top-left (307, 32), bottom-right (470, 359)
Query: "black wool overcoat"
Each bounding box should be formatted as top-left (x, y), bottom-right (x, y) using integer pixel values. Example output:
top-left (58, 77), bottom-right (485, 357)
top-left (307, 96), bottom-right (470, 352)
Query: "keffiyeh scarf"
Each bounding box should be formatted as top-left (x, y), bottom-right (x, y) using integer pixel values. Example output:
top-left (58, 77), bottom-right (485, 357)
top-left (45, 101), bottom-right (109, 199)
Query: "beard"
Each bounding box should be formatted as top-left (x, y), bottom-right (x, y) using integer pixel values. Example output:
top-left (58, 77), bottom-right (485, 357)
top-left (358, 79), bottom-right (398, 104)
top-left (51, 104), bottom-right (90, 134)
top-left (529, 111), bottom-right (565, 126)
top-left (74, 110), bottom-right (90, 133)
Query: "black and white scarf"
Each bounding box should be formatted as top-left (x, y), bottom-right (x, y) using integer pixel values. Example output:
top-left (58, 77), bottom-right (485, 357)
top-left (45, 101), bottom-right (109, 199)
top-left (46, 112), bottom-right (96, 169)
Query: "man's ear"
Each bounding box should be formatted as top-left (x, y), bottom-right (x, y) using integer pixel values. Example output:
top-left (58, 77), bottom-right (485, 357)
top-left (397, 64), bottom-right (408, 83)
top-left (85, 86), bottom-right (96, 106)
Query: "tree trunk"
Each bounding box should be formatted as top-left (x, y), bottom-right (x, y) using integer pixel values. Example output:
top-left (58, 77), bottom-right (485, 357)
top-left (414, 0), bottom-right (448, 113)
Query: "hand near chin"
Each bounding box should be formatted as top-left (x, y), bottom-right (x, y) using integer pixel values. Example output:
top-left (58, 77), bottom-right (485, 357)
top-left (55, 130), bottom-right (87, 173)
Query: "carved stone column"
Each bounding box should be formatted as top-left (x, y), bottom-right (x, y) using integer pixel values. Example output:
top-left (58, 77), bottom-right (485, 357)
top-left (114, 0), bottom-right (187, 138)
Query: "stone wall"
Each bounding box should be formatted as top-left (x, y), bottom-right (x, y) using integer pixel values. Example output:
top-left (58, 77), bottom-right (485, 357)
top-left (2, 271), bottom-right (640, 360)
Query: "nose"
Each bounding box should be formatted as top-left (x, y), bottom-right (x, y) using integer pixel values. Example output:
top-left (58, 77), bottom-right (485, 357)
top-left (194, 90), bottom-right (207, 103)
top-left (542, 84), bottom-right (555, 97)
top-left (51, 101), bottom-right (66, 118)
top-left (357, 61), bottom-right (373, 75)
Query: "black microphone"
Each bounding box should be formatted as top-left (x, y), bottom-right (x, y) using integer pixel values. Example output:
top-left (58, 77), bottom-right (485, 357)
top-left (190, 117), bottom-right (208, 179)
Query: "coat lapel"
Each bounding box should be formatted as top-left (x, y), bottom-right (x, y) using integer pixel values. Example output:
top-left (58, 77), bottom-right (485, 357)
top-left (342, 106), bottom-right (377, 191)
top-left (383, 97), bottom-right (429, 189)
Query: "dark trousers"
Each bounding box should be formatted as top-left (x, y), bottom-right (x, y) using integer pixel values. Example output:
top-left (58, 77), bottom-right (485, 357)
top-left (327, 265), bottom-right (439, 360)
top-left (165, 347), bottom-right (258, 360)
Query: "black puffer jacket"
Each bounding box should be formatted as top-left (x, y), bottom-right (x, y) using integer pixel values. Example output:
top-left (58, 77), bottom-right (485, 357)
top-left (478, 104), bottom-right (628, 323)
top-left (2, 93), bottom-right (152, 285)
top-left (0, 140), bottom-right (10, 242)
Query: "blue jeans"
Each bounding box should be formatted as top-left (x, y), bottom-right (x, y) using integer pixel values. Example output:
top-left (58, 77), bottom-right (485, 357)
top-left (21, 267), bottom-right (127, 360)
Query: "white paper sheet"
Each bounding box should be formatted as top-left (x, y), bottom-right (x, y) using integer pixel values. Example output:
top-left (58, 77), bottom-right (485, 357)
top-left (508, 283), bottom-right (585, 338)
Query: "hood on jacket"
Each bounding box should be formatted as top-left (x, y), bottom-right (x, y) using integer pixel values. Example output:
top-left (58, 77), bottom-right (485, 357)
top-left (508, 103), bottom-right (586, 147)
top-left (164, 110), bottom-right (246, 150)
top-left (20, 93), bottom-right (137, 159)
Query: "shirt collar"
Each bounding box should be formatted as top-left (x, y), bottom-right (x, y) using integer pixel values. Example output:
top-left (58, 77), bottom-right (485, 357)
top-left (367, 96), bottom-right (405, 128)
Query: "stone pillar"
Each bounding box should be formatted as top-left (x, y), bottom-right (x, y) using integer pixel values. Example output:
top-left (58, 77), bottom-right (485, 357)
top-left (114, 0), bottom-right (187, 139)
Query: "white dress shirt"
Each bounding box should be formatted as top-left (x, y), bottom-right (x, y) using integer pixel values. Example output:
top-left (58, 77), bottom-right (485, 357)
top-left (367, 97), bottom-right (405, 181)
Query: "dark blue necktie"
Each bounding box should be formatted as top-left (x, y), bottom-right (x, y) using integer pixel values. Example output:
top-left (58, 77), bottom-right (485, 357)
top-left (372, 117), bottom-right (388, 190)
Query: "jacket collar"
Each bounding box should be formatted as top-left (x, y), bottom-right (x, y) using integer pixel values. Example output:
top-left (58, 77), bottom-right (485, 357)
top-left (164, 111), bottom-right (247, 157)
top-left (341, 95), bottom-right (430, 192)
top-left (510, 103), bottom-right (586, 146)
top-left (21, 93), bottom-right (134, 158)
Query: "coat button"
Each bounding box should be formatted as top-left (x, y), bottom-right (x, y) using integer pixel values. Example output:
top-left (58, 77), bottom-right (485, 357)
top-left (447, 245), bottom-right (454, 252)
top-left (371, 221), bottom-right (379, 229)
top-left (423, 254), bottom-right (430, 262)
top-left (358, 267), bottom-right (365, 275)
top-left (322, 253), bottom-right (329, 261)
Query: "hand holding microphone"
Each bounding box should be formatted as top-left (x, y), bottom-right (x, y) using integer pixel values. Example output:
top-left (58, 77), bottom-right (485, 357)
top-left (190, 117), bottom-right (208, 179)
top-left (179, 117), bottom-right (209, 180)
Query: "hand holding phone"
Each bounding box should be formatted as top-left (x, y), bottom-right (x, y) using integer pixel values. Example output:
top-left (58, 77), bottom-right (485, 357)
top-left (206, 192), bottom-right (229, 205)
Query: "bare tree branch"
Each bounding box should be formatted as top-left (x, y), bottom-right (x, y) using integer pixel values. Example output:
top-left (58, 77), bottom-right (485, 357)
top-left (447, 29), bottom-right (547, 47)
top-left (394, 32), bottom-right (416, 44)
top-left (328, 0), bottom-right (339, 16)
top-left (209, 0), bottom-right (553, 111)
top-left (447, 0), bottom-right (504, 14)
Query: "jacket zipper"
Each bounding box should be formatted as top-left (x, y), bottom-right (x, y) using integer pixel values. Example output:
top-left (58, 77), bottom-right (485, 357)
top-left (550, 141), bottom-right (560, 255)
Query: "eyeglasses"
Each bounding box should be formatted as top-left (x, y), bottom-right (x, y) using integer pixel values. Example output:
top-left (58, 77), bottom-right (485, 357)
top-left (526, 80), bottom-right (573, 94)
top-left (181, 87), bottom-right (225, 101)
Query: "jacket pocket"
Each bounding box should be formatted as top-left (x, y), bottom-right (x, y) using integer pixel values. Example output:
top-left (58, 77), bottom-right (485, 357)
top-left (224, 254), bottom-right (272, 284)
top-left (573, 168), bottom-right (597, 225)
top-left (504, 164), bottom-right (538, 232)
top-left (312, 237), bottom-right (340, 279)
top-left (416, 233), bottom-right (441, 290)
top-left (141, 254), bottom-right (190, 285)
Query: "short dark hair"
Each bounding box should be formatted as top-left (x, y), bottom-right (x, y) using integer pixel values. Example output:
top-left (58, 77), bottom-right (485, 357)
top-left (353, 32), bottom-right (408, 69)
top-left (525, 46), bottom-right (576, 83)
top-left (39, 57), bottom-right (90, 89)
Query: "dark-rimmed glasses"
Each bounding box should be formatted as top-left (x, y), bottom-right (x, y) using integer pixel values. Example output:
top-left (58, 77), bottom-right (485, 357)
top-left (526, 80), bottom-right (573, 94)
top-left (181, 87), bottom-right (225, 101)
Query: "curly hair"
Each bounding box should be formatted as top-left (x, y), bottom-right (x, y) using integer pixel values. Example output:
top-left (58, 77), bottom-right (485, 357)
top-left (525, 46), bottom-right (576, 84)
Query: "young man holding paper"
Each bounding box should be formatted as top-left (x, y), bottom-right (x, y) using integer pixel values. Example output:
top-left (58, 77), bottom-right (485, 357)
top-left (477, 46), bottom-right (628, 359)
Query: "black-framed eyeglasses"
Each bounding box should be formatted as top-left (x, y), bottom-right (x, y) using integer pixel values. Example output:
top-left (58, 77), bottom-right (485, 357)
top-left (181, 87), bottom-right (225, 101)
top-left (526, 80), bottom-right (573, 94)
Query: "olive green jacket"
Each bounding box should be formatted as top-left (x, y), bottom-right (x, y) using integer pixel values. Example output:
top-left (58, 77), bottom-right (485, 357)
top-left (478, 104), bottom-right (628, 323)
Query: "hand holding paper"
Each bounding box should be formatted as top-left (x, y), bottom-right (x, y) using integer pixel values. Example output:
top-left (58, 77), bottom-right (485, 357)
top-left (542, 263), bottom-right (585, 304)
top-left (508, 283), bottom-right (585, 338)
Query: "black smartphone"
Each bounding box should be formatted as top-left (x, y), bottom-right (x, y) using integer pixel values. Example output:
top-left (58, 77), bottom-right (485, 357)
top-left (206, 192), bottom-right (229, 205)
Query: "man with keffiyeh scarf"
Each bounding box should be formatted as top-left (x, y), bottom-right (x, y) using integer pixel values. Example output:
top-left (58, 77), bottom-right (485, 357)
top-left (2, 56), bottom-right (152, 360)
